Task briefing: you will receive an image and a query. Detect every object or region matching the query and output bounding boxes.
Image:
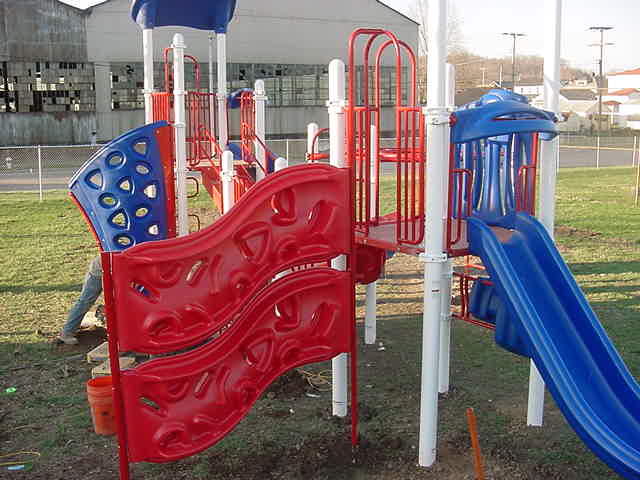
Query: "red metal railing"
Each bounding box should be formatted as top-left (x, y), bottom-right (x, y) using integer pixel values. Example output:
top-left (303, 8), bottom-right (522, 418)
top-left (152, 48), bottom-right (220, 169)
top-left (307, 127), bottom-right (330, 162)
top-left (452, 262), bottom-right (496, 330)
top-left (347, 29), bottom-right (425, 250)
top-left (516, 133), bottom-right (539, 215)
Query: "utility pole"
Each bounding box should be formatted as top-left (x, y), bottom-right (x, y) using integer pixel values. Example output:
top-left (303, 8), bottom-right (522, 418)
top-left (589, 26), bottom-right (613, 135)
top-left (502, 32), bottom-right (526, 91)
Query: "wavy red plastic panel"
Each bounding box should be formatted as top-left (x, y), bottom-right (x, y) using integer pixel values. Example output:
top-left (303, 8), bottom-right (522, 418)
top-left (120, 269), bottom-right (351, 463)
top-left (110, 164), bottom-right (350, 353)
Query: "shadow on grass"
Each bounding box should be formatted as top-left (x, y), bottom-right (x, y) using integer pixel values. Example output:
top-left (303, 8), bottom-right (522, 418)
top-left (0, 283), bottom-right (82, 294)
top-left (356, 296), bottom-right (425, 307)
top-left (569, 260), bottom-right (640, 275)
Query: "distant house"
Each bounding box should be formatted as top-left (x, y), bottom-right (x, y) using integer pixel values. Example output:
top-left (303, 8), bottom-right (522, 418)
top-left (602, 88), bottom-right (640, 104)
top-left (454, 87), bottom-right (493, 107)
top-left (513, 83), bottom-right (544, 99)
top-left (558, 88), bottom-right (597, 101)
top-left (618, 99), bottom-right (640, 130)
top-left (531, 91), bottom-right (610, 133)
top-left (607, 68), bottom-right (640, 91)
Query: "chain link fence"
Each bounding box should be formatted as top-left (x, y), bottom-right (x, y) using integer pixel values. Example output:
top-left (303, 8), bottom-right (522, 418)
top-left (0, 144), bottom-right (104, 198)
top-left (2, 135), bottom-right (639, 199)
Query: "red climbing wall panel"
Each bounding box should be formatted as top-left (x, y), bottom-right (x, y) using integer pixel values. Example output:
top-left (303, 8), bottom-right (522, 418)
top-left (103, 163), bottom-right (354, 478)
top-left (121, 269), bottom-right (351, 462)
top-left (110, 163), bottom-right (352, 354)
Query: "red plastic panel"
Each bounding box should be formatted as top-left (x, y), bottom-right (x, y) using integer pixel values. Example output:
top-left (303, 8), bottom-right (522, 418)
top-left (120, 268), bottom-right (352, 463)
top-left (156, 125), bottom-right (177, 238)
top-left (110, 164), bottom-right (351, 353)
top-left (354, 244), bottom-right (386, 285)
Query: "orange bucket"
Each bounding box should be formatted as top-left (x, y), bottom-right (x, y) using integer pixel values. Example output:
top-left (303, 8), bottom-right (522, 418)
top-left (86, 376), bottom-right (117, 435)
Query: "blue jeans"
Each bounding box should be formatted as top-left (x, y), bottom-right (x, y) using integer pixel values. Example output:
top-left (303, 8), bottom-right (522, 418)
top-left (62, 256), bottom-right (103, 335)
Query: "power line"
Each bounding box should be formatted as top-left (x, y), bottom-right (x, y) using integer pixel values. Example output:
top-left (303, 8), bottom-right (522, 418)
top-left (588, 26), bottom-right (614, 134)
top-left (501, 32), bottom-right (526, 91)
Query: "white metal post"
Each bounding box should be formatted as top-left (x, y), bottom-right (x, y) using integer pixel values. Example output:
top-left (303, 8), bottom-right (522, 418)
top-left (221, 150), bottom-right (235, 214)
top-left (532, 0), bottom-right (563, 427)
top-left (274, 157), bottom-right (288, 172)
top-left (307, 122), bottom-right (319, 162)
top-left (438, 260), bottom-right (453, 393)
top-left (328, 59), bottom-right (348, 418)
top-left (364, 124), bottom-right (378, 345)
top-left (37, 145), bottom-right (43, 202)
top-left (208, 33), bottom-right (216, 137)
top-left (419, 0), bottom-right (449, 467)
top-left (172, 33), bottom-right (189, 237)
top-left (254, 79), bottom-right (267, 181)
top-left (142, 28), bottom-right (154, 124)
top-left (632, 136), bottom-right (637, 167)
top-left (438, 63), bottom-right (456, 394)
top-left (216, 33), bottom-right (228, 149)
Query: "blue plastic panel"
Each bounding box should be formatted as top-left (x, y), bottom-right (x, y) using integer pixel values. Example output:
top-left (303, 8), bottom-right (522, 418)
top-left (131, 0), bottom-right (236, 32)
top-left (227, 88), bottom-right (253, 109)
top-left (69, 122), bottom-right (171, 252)
top-left (468, 280), bottom-right (531, 357)
top-left (452, 89), bottom-right (557, 144)
top-left (468, 213), bottom-right (640, 479)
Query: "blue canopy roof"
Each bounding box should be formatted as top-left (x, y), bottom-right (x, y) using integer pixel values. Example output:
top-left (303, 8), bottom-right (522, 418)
top-left (452, 89), bottom-right (558, 144)
top-left (131, 0), bottom-right (237, 32)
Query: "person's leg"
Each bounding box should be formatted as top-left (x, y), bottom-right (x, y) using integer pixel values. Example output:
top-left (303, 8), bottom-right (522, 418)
top-left (60, 257), bottom-right (103, 342)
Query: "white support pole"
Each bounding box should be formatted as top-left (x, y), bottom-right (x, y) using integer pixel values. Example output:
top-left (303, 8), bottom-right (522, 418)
top-left (438, 63), bottom-right (456, 394)
top-left (172, 33), bottom-right (189, 237)
top-left (208, 33), bottom-right (216, 136)
top-left (216, 33), bottom-right (228, 149)
top-left (254, 79), bottom-right (267, 181)
top-left (37, 145), bottom-right (43, 202)
top-left (532, 0), bottom-right (563, 427)
top-left (221, 150), bottom-right (235, 214)
top-left (445, 63), bottom-right (456, 109)
top-left (307, 122), bottom-right (319, 162)
top-left (419, 0), bottom-right (449, 467)
top-left (274, 157), bottom-right (288, 172)
top-left (438, 259), bottom-right (453, 393)
top-left (364, 124), bottom-right (378, 345)
top-left (142, 28), bottom-right (154, 125)
top-left (632, 136), bottom-right (637, 167)
top-left (328, 59), bottom-right (348, 418)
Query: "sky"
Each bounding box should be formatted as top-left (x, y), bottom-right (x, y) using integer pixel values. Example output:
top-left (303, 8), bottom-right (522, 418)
top-left (61, 0), bottom-right (640, 74)
top-left (386, 0), bottom-right (639, 73)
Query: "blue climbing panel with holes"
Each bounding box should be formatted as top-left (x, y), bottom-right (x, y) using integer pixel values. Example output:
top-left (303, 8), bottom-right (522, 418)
top-left (69, 121), bottom-right (172, 252)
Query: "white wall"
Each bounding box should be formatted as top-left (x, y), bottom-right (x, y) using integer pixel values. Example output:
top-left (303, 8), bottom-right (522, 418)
top-left (86, 0), bottom-right (418, 66)
top-left (607, 73), bottom-right (640, 91)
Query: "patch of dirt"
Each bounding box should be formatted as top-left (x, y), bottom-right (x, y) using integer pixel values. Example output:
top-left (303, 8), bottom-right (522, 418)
top-left (50, 325), bottom-right (107, 352)
top-left (264, 369), bottom-right (310, 399)
top-left (555, 225), bottom-right (601, 240)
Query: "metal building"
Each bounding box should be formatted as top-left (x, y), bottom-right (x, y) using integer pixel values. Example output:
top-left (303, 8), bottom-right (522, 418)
top-left (0, 0), bottom-right (417, 145)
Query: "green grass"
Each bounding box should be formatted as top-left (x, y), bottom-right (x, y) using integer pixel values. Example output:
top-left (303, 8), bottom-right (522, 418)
top-left (0, 166), bottom-right (638, 479)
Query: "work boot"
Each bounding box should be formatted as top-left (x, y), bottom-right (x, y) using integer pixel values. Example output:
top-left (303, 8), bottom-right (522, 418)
top-left (58, 331), bottom-right (79, 345)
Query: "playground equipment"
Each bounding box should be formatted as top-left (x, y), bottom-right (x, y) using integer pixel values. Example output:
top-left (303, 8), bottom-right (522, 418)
top-left (67, 0), bottom-right (640, 479)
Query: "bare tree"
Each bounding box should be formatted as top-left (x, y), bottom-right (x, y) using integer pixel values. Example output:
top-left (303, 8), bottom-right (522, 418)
top-left (412, 0), bottom-right (466, 101)
top-left (412, 0), bottom-right (466, 57)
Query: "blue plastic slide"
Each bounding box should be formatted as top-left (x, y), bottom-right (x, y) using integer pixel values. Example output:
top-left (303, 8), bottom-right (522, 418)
top-left (467, 213), bottom-right (640, 479)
